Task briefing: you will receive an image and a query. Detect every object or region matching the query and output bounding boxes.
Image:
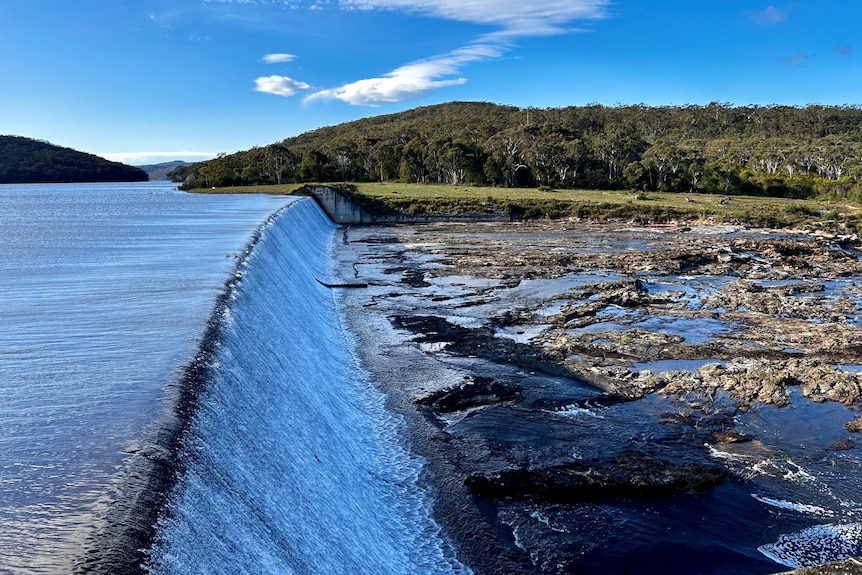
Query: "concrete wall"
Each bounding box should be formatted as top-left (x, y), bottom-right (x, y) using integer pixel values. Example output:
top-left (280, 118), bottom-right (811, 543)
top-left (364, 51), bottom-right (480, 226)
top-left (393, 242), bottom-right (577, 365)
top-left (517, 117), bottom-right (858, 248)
top-left (295, 185), bottom-right (510, 225)
top-left (296, 186), bottom-right (378, 224)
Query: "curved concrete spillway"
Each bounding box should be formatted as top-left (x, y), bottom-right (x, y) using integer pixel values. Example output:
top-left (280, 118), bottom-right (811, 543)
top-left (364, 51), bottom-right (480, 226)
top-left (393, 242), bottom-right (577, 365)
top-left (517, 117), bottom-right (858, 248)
top-left (143, 198), bottom-right (467, 574)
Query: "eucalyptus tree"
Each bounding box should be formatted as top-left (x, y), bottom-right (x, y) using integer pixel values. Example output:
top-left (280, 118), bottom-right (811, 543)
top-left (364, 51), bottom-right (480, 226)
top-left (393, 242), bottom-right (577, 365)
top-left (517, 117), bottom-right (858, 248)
top-left (266, 142), bottom-right (297, 184)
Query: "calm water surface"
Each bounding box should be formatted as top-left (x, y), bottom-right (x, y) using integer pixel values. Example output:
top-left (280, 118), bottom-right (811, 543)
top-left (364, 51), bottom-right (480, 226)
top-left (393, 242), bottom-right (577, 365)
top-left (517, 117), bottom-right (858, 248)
top-left (0, 182), bottom-right (293, 574)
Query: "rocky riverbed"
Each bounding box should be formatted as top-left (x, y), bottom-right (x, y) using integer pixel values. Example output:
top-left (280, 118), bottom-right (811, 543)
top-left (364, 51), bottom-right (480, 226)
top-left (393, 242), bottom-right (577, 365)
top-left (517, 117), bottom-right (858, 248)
top-left (333, 218), bottom-right (862, 575)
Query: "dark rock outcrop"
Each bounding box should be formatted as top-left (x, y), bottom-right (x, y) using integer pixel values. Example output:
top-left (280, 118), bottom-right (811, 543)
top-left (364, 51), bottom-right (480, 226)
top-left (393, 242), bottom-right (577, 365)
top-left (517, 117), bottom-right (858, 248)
top-left (416, 376), bottom-right (523, 413)
top-left (846, 417), bottom-right (862, 433)
top-left (465, 451), bottom-right (729, 504)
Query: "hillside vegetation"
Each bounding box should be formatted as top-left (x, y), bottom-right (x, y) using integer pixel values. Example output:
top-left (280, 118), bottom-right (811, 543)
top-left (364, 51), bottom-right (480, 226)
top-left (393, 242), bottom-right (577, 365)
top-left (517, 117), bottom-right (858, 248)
top-left (138, 160), bottom-right (188, 181)
top-left (172, 101), bottom-right (862, 201)
top-left (0, 136), bottom-right (148, 184)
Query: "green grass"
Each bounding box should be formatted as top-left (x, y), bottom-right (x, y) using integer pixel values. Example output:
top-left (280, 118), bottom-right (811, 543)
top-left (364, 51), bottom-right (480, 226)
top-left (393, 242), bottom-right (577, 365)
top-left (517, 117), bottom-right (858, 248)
top-left (191, 182), bottom-right (862, 231)
top-left (188, 183), bottom-right (306, 195)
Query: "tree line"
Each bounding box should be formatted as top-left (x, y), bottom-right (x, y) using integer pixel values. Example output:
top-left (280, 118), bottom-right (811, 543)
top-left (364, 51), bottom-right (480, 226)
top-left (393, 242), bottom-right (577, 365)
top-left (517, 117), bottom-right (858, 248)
top-left (0, 136), bottom-right (148, 184)
top-left (170, 102), bottom-right (862, 199)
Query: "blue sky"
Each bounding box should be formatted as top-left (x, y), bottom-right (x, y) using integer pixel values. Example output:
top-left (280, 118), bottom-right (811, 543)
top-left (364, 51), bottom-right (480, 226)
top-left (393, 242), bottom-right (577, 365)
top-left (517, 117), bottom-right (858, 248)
top-left (1, 1), bottom-right (859, 165)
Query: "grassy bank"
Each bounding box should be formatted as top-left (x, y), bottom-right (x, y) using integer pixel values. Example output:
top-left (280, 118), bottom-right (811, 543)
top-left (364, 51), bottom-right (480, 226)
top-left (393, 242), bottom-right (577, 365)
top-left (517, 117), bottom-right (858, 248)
top-left (191, 182), bottom-right (862, 232)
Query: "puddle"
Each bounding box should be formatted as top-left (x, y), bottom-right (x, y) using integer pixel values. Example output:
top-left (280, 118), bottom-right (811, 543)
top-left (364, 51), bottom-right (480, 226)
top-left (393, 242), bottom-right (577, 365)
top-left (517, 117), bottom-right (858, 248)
top-left (494, 324), bottom-right (550, 344)
top-left (586, 309), bottom-right (733, 344)
top-left (633, 359), bottom-right (724, 373)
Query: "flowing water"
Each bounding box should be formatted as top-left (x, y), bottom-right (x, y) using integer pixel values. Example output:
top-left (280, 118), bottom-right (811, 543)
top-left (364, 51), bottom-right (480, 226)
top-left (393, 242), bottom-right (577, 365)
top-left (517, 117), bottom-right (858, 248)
top-left (145, 197), bottom-right (464, 574)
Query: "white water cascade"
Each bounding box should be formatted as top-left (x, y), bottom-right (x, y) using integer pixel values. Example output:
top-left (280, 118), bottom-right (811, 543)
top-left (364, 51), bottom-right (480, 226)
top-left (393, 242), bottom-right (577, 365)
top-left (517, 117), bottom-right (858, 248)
top-left (145, 198), bottom-right (467, 574)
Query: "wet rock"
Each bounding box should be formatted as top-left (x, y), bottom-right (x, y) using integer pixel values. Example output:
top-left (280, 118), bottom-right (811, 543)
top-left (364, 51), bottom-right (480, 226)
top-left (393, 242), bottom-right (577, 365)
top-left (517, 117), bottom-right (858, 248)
top-left (659, 358), bottom-right (862, 408)
top-left (672, 251), bottom-right (718, 272)
top-left (660, 411), bottom-right (696, 425)
top-left (782, 557), bottom-right (862, 575)
top-left (568, 363), bottom-right (691, 400)
top-left (684, 359), bottom-right (794, 407)
top-left (343, 219), bottom-right (862, 575)
top-left (564, 363), bottom-right (653, 399)
top-left (714, 430), bottom-right (752, 444)
top-left (827, 437), bottom-right (857, 451)
top-left (655, 408), bottom-right (740, 445)
top-left (493, 308), bottom-right (539, 327)
top-left (390, 314), bottom-right (579, 380)
top-left (783, 283), bottom-right (826, 295)
top-left (562, 279), bottom-right (673, 312)
top-left (549, 328), bottom-right (689, 363)
top-left (416, 376), bottom-right (523, 413)
top-left (465, 451), bottom-right (729, 503)
top-left (770, 239), bottom-right (815, 258)
top-left (381, 265), bottom-right (432, 288)
top-left (550, 301), bottom-right (604, 327)
top-left (846, 417), bottom-right (862, 433)
top-left (400, 268), bottom-right (431, 288)
top-left (702, 280), bottom-right (833, 321)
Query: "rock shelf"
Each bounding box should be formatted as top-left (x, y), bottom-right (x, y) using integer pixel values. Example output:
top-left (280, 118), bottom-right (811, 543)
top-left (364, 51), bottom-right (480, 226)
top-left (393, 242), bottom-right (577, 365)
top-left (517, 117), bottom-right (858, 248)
top-left (336, 219), bottom-right (862, 575)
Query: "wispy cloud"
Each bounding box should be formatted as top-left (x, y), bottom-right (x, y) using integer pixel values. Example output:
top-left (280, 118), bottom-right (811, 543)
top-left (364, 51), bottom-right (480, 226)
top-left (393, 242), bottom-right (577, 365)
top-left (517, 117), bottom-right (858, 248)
top-left (306, 45), bottom-right (500, 105)
top-left (262, 53), bottom-right (296, 63)
top-left (745, 5), bottom-right (790, 26)
top-left (148, 11), bottom-right (175, 28)
top-left (255, 75), bottom-right (312, 96)
top-left (780, 53), bottom-right (809, 67)
top-left (98, 151), bottom-right (218, 164)
top-left (833, 44), bottom-right (853, 57)
top-left (307, 0), bottom-right (608, 105)
top-left (341, 0), bottom-right (608, 39)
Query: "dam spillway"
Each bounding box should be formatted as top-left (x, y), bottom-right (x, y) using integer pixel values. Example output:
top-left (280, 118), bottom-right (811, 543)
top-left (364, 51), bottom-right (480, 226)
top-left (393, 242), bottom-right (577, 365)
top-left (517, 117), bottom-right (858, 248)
top-left (143, 197), bottom-right (466, 574)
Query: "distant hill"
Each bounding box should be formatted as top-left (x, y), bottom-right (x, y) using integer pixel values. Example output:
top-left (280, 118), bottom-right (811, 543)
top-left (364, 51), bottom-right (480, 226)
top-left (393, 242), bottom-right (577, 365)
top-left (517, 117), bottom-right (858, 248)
top-left (0, 136), bottom-right (148, 184)
top-left (175, 101), bottom-right (862, 199)
top-left (137, 160), bottom-right (188, 181)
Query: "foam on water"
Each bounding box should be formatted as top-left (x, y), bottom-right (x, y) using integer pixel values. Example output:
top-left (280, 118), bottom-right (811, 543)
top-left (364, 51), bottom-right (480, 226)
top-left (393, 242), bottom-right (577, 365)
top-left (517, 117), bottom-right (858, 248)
top-left (545, 403), bottom-right (605, 419)
top-left (145, 199), bottom-right (466, 574)
top-left (751, 495), bottom-right (836, 518)
top-left (708, 439), bottom-right (862, 568)
top-left (758, 523), bottom-right (862, 569)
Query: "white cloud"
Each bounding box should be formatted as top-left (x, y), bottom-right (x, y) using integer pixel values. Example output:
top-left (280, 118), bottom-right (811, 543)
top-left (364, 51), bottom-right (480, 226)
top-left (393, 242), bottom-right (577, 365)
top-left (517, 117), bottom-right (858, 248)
top-left (307, 73), bottom-right (466, 106)
top-left (306, 44), bottom-right (502, 105)
top-left (340, 0), bottom-right (608, 38)
top-left (97, 151), bottom-right (218, 165)
top-left (746, 5), bottom-right (790, 26)
top-left (254, 75), bottom-right (312, 96)
top-left (262, 53), bottom-right (296, 63)
top-left (305, 0), bottom-right (607, 106)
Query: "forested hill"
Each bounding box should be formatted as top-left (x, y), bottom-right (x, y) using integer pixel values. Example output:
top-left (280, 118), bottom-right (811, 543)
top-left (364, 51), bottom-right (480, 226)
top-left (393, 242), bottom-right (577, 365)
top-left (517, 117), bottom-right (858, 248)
top-left (0, 136), bottom-right (148, 184)
top-left (138, 160), bottom-right (188, 181)
top-left (172, 101), bottom-right (862, 199)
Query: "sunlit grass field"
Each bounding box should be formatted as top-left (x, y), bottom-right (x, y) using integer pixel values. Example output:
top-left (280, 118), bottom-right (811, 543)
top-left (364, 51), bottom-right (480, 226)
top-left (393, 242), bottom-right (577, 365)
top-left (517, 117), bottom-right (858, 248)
top-left (194, 182), bottom-right (862, 230)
